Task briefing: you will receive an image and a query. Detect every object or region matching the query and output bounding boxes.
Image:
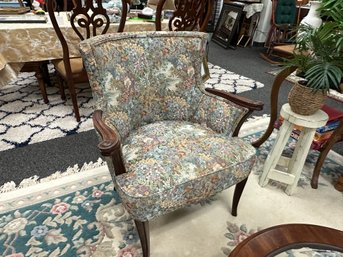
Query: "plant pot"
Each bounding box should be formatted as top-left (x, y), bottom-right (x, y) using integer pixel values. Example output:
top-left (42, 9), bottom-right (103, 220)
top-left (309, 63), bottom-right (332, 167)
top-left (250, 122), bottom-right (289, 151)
top-left (288, 81), bottom-right (327, 115)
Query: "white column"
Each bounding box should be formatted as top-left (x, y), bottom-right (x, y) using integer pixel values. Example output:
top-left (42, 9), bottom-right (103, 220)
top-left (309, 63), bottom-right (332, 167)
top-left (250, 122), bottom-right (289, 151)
top-left (253, 0), bottom-right (272, 43)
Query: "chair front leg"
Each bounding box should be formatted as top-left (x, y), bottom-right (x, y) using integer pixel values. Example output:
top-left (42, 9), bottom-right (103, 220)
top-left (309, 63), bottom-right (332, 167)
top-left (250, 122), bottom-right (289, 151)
top-left (231, 178), bottom-right (248, 217)
top-left (134, 220), bottom-right (150, 257)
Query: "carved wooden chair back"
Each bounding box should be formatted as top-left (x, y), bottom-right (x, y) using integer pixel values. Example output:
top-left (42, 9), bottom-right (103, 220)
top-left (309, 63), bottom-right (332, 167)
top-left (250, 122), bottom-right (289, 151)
top-left (47, 0), bottom-right (127, 121)
top-left (156, 0), bottom-right (214, 32)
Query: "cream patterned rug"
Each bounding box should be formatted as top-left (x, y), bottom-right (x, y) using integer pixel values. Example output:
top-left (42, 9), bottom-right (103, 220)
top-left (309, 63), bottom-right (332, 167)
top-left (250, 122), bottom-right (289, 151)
top-left (0, 63), bottom-right (264, 151)
top-left (1, 117), bottom-right (342, 257)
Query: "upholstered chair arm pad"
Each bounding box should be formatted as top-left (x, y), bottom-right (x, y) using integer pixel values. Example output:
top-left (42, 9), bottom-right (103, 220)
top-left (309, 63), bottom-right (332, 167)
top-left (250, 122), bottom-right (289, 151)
top-left (193, 88), bottom-right (263, 136)
top-left (93, 110), bottom-right (121, 156)
top-left (205, 88), bottom-right (264, 111)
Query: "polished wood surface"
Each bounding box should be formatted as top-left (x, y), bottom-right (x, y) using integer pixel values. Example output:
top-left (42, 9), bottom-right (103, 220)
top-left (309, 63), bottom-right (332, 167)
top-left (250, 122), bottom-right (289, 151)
top-left (229, 224), bottom-right (343, 257)
top-left (252, 66), bottom-right (297, 148)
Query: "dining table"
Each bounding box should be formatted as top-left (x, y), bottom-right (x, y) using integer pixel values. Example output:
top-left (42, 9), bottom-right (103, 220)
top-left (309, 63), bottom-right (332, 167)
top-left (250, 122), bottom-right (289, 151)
top-left (0, 12), bottom-right (168, 87)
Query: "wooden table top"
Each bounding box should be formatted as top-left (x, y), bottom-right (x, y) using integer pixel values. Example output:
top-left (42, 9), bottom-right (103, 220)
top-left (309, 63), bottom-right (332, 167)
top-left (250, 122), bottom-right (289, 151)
top-left (229, 223), bottom-right (343, 257)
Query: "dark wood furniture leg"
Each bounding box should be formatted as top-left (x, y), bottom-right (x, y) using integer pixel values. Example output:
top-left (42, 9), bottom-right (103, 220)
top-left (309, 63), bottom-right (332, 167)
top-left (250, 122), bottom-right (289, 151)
top-left (231, 177), bottom-right (248, 217)
top-left (40, 61), bottom-right (52, 87)
top-left (134, 220), bottom-right (150, 257)
top-left (66, 79), bottom-right (80, 122)
top-left (311, 119), bottom-right (343, 188)
top-left (56, 74), bottom-right (66, 100)
top-left (252, 67), bottom-right (296, 148)
top-left (21, 61), bottom-right (50, 104)
top-left (228, 224), bottom-right (343, 257)
top-left (35, 69), bottom-right (49, 104)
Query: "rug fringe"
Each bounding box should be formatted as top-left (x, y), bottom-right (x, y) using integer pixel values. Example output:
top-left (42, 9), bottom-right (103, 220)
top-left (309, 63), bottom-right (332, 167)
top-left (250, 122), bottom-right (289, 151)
top-left (0, 158), bottom-right (106, 193)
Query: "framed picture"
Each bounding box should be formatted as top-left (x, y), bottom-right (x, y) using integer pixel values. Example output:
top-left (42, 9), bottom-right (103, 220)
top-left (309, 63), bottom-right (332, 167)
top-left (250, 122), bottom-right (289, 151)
top-left (0, 0), bottom-right (24, 7)
top-left (212, 3), bottom-right (244, 49)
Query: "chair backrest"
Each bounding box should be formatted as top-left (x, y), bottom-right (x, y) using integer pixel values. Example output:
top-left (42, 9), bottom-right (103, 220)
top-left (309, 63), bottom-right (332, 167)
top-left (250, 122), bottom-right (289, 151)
top-left (155, 0), bottom-right (214, 32)
top-left (273, 0), bottom-right (296, 25)
top-left (42, 0), bottom-right (69, 12)
top-left (47, 0), bottom-right (127, 83)
top-left (80, 32), bottom-right (212, 140)
top-left (147, 0), bottom-right (175, 10)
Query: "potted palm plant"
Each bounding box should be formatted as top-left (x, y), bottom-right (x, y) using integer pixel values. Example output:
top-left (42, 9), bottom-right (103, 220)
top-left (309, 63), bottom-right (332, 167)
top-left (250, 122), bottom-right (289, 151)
top-left (284, 0), bottom-right (343, 115)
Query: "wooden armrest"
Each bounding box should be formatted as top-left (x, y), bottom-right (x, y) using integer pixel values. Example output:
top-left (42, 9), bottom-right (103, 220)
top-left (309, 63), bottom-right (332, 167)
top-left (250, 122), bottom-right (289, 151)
top-left (205, 88), bottom-right (264, 111)
top-left (93, 110), bottom-right (121, 157)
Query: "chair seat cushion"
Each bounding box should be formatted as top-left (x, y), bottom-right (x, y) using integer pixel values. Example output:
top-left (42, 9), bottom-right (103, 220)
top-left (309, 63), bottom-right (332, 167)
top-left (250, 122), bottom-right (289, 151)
top-left (114, 121), bottom-right (256, 221)
top-left (52, 58), bottom-right (85, 78)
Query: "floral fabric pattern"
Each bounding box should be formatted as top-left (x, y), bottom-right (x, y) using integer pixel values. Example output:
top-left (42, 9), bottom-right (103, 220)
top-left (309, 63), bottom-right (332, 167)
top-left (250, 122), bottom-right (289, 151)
top-left (0, 183), bottom-right (142, 257)
top-left (80, 31), bottom-right (248, 140)
top-left (116, 121), bottom-right (256, 221)
top-left (80, 31), bottom-right (253, 221)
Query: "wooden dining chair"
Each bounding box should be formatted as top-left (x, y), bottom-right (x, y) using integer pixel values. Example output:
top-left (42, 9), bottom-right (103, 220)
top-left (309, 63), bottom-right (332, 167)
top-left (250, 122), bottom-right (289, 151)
top-left (253, 67), bottom-right (343, 190)
top-left (147, 0), bottom-right (175, 10)
top-left (260, 0), bottom-right (297, 64)
top-left (19, 0), bottom-right (70, 104)
top-left (155, 0), bottom-right (214, 32)
top-left (47, 0), bottom-right (128, 121)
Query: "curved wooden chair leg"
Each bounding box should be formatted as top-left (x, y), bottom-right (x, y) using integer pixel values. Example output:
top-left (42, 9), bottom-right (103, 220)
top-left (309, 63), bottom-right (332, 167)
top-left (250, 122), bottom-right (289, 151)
top-left (35, 69), bottom-right (49, 104)
top-left (252, 121), bottom-right (275, 148)
top-left (67, 80), bottom-right (80, 122)
top-left (311, 146), bottom-right (332, 189)
top-left (231, 178), bottom-right (248, 217)
top-left (134, 220), bottom-right (150, 257)
top-left (311, 120), bottom-right (343, 189)
top-left (252, 66), bottom-right (297, 148)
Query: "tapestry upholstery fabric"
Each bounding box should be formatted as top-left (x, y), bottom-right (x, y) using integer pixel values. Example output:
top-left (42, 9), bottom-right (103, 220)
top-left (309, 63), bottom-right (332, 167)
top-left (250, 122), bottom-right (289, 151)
top-left (117, 121), bottom-right (256, 221)
top-left (80, 31), bottom-right (256, 221)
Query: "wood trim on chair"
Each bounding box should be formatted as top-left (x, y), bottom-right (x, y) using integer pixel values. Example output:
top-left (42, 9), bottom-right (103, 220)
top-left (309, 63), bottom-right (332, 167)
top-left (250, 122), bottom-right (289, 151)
top-left (252, 66), bottom-right (296, 147)
top-left (93, 110), bottom-right (127, 175)
top-left (205, 88), bottom-right (264, 136)
top-left (231, 178), bottom-right (248, 216)
top-left (134, 220), bottom-right (150, 257)
top-left (311, 118), bottom-right (343, 188)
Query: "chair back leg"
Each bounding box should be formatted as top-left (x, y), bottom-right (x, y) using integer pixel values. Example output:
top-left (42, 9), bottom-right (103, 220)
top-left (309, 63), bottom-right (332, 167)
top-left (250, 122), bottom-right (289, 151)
top-left (66, 80), bottom-right (80, 121)
top-left (134, 220), bottom-right (150, 257)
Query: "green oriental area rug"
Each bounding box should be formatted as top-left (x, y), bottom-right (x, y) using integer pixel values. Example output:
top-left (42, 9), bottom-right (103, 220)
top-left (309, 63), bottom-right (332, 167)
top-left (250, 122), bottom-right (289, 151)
top-left (0, 118), bottom-right (343, 257)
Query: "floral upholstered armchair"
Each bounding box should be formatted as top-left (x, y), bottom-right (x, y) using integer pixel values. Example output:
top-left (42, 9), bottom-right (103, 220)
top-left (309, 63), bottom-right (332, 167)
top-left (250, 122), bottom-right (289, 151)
top-left (80, 31), bottom-right (263, 257)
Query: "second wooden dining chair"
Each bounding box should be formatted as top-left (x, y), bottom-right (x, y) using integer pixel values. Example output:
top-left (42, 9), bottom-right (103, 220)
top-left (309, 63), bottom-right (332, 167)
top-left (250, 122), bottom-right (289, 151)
top-left (47, 0), bottom-right (128, 121)
top-left (155, 0), bottom-right (214, 32)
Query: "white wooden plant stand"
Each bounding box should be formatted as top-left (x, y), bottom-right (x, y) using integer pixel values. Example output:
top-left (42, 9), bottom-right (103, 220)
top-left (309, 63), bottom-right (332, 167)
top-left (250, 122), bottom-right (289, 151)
top-left (259, 103), bottom-right (328, 195)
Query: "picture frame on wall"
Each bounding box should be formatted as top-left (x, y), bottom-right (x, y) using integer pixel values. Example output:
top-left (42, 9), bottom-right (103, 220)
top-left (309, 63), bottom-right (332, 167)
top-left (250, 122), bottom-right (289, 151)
top-left (212, 3), bottom-right (244, 49)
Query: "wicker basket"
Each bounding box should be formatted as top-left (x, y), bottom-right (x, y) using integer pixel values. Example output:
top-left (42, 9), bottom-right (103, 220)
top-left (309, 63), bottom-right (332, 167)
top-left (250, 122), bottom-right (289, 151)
top-left (288, 82), bottom-right (327, 115)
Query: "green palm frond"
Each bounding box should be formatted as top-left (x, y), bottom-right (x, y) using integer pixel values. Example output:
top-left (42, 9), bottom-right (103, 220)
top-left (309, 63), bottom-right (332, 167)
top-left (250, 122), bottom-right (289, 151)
top-left (305, 63), bottom-right (342, 91)
top-left (283, 0), bottom-right (343, 92)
